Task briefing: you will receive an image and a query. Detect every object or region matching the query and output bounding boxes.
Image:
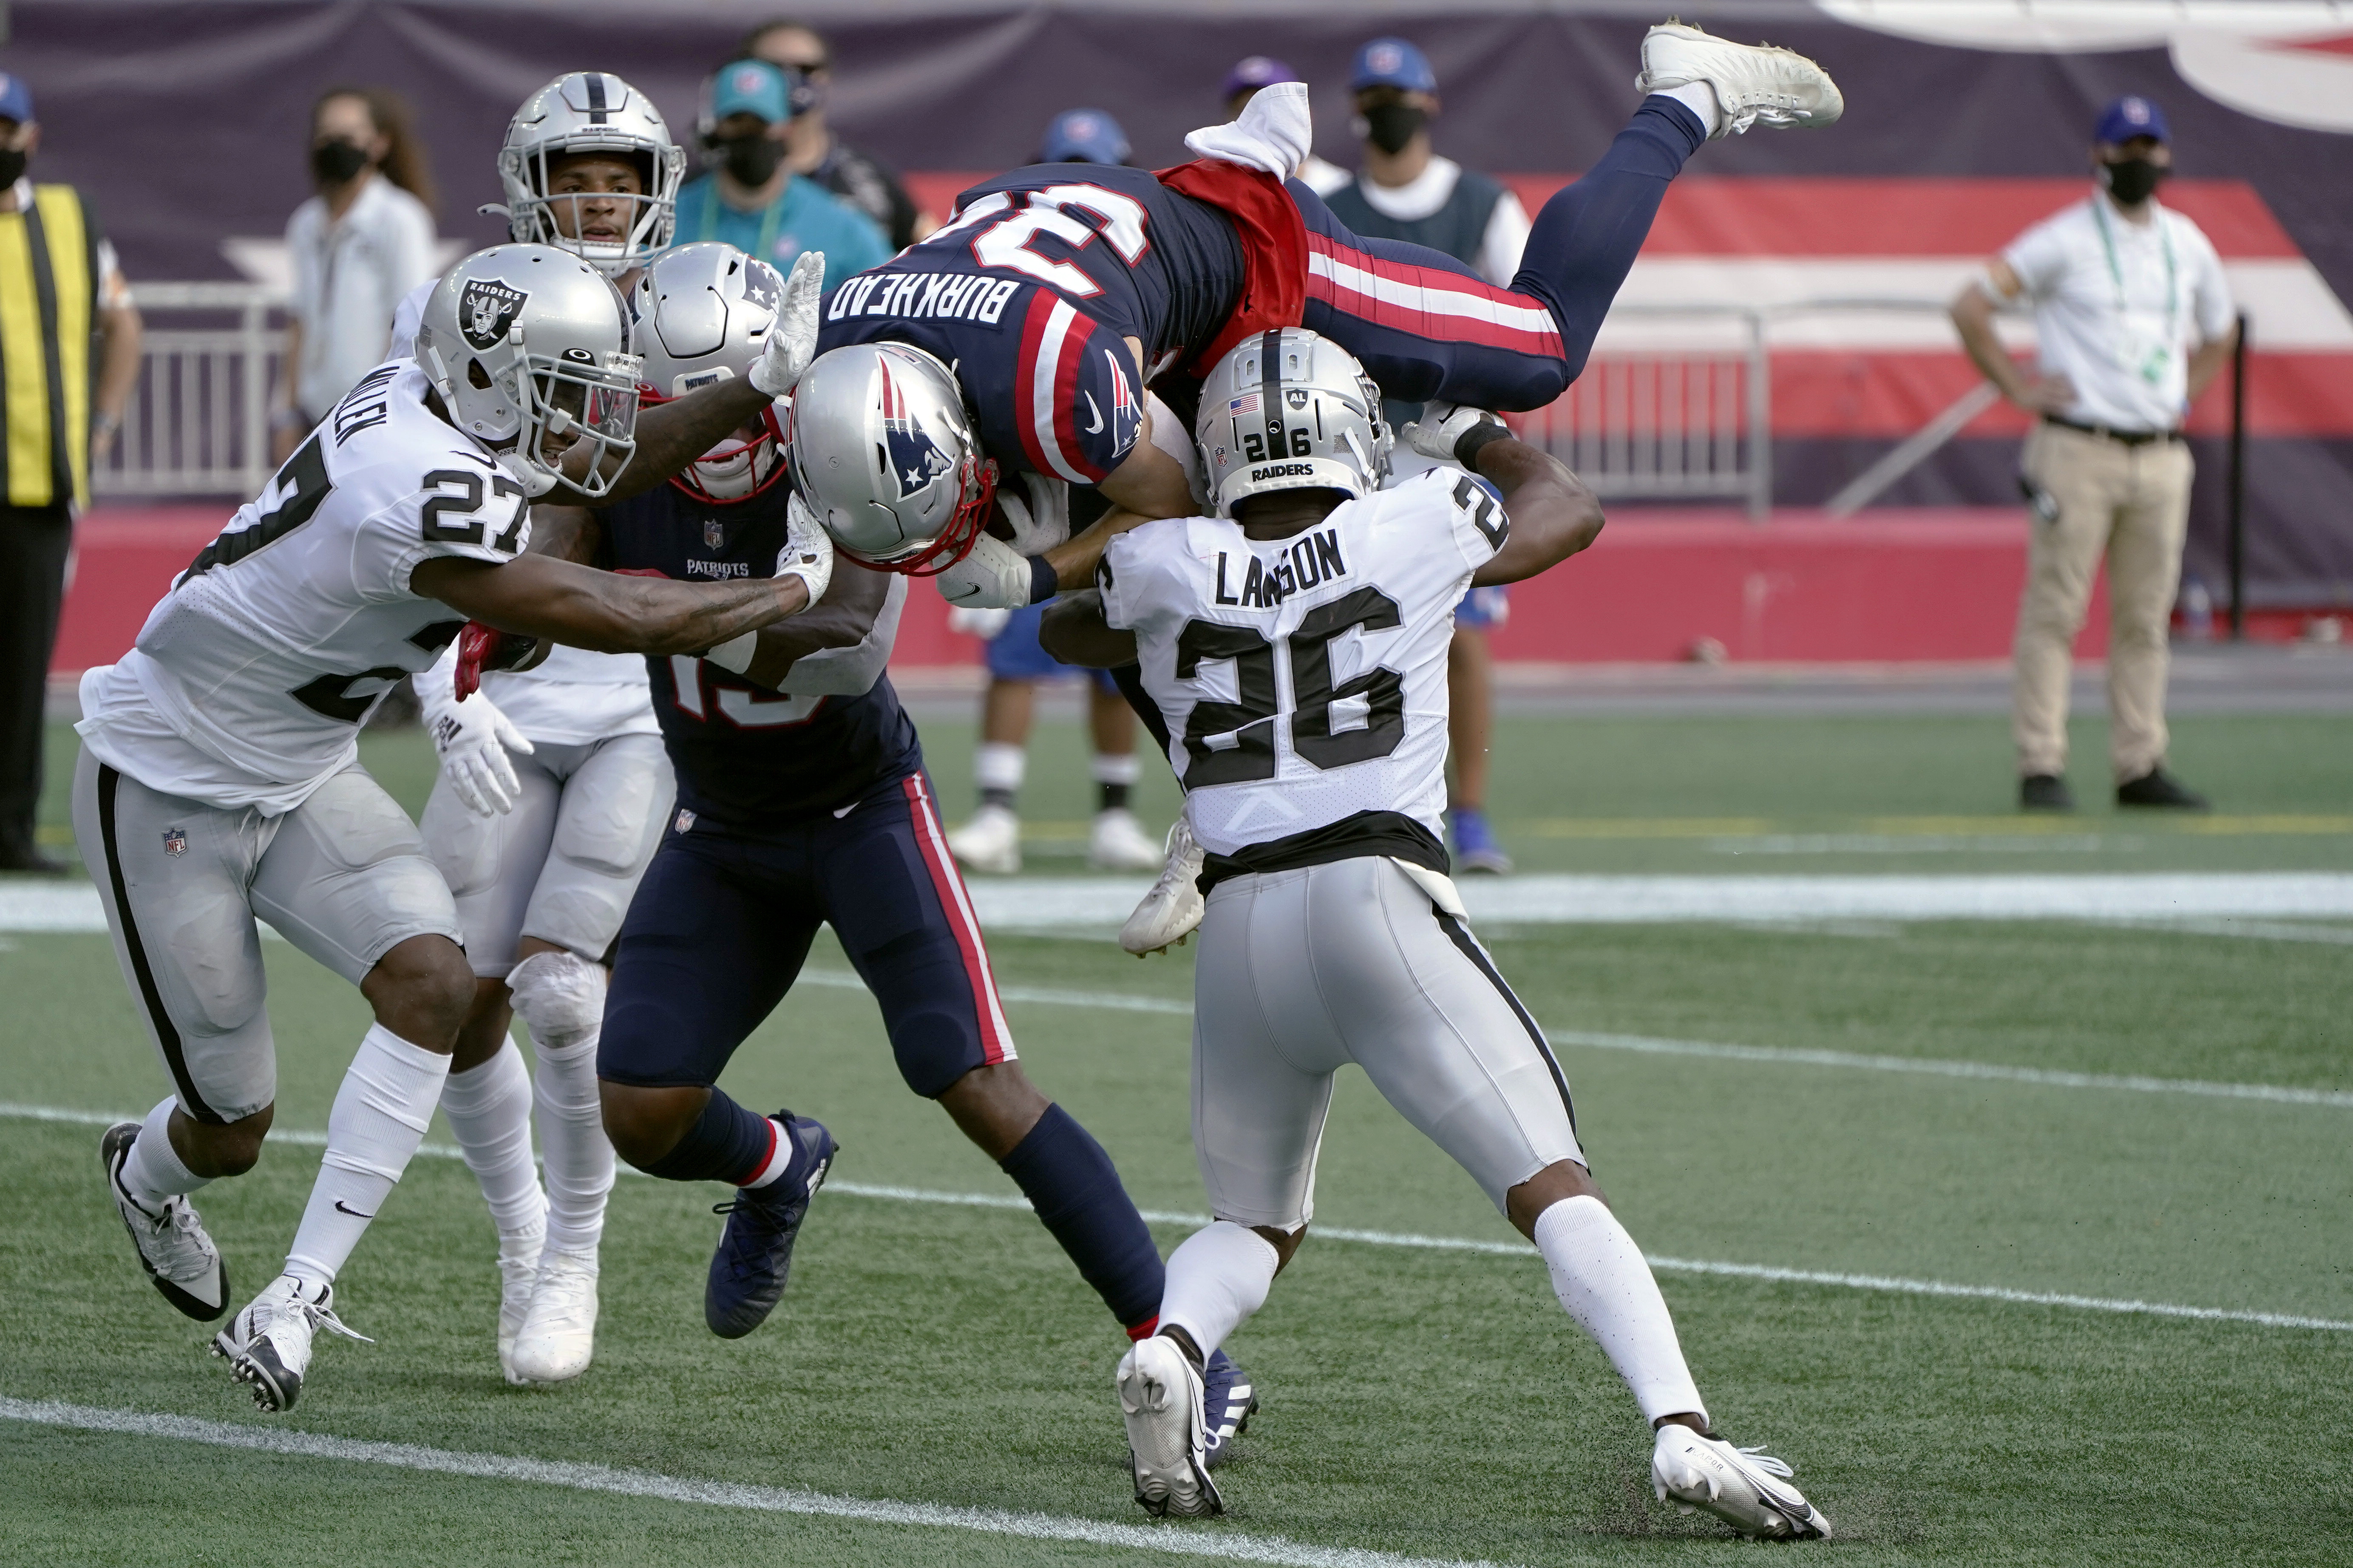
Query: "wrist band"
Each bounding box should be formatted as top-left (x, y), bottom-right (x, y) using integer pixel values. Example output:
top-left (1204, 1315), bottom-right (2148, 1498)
top-left (1453, 420), bottom-right (1511, 470)
top-left (1028, 554), bottom-right (1060, 607)
top-left (704, 630), bottom-right (758, 674)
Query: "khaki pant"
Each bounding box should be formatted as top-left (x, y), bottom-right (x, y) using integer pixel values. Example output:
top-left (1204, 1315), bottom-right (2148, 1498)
top-left (2012, 421), bottom-right (2194, 781)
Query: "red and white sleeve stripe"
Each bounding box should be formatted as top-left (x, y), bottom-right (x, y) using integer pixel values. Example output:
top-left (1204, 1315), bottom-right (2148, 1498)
top-left (1015, 291), bottom-right (1101, 484)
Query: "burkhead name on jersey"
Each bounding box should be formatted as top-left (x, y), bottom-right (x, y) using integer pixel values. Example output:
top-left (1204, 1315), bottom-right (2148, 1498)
top-left (77, 360), bottom-right (536, 816)
top-left (1098, 467), bottom-right (1506, 861)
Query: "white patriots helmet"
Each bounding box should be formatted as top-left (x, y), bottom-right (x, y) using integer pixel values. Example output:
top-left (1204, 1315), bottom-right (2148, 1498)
top-left (414, 244), bottom-right (643, 498)
top-left (499, 72), bottom-right (686, 279)
top-left (786, 342), bottom-right (999, 575)
top-left (1196, 328), bottom-right (1390, 516)
top-left (630, 242), bottom-right (788, 504)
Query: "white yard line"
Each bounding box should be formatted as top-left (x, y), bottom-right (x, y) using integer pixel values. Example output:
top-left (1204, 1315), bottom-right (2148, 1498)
top-left (791, 970), bottom-right (2353, 1110)
top-left (0, 1398), bottom-right (1494, 1568)
top-left (8, 1102), bottom-right (2347, 1334)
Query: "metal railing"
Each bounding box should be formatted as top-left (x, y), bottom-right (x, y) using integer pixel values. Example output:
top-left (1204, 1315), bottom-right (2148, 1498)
top-left (1510, 306), bottom-right (1772, 519)
top-left (94, 281), bottom-right (286, 500)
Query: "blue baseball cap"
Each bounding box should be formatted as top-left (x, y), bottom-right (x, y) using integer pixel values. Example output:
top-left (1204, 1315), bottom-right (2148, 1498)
top-left (1221, 56), bottom-right (1299, 102)
top-left (711, 59), bottom-right (791, 125)
top-left (2094, 95), bottom-right (2169, 146)
top-left (1350, 38), bottom-right (1437, 95)
top-left (0, 72), bottom-right (34, 125)
top-left (1040, 108), bottom-right (1130, 166)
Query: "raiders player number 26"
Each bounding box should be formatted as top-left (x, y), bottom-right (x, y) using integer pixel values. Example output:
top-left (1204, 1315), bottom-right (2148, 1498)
top-left (74, 243), bottom-right (836, 1415)
top-left (1042, 329), bottom-right (1831, 1540)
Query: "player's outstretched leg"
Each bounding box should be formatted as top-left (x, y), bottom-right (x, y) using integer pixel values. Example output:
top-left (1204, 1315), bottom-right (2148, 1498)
top-left (506, 948), bottom-right (621, 1384)
top-left (438, 1024), bottom-right (547, 1381)
top-left (1120, 1219), bottom-right (1286, 1509)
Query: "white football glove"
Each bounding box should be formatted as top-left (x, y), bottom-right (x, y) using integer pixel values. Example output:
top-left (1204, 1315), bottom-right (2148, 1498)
top-left (1401, 400), bottom-right (1505, 464)
top-left (748, 250), bottom-right (826, 397)
top-left (776, 489), bottom-right (835, 609)
top-left (935, 531), bottom-right (1038, 611)
top-left (419, 643), bottom-right (533, 816)
top-left (995, 474), bottom-right (1072, 556)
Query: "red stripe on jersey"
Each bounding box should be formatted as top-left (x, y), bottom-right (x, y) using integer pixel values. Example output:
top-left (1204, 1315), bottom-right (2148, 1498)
top-left (1014, 291), bottom-right (1059, 480)
top-left (1305, 233), bottom-right (1564, 359)
top-left (1049, 314), bottom-right (1101, 482)
top-left (899, 775), bottom-right (1016, 1064)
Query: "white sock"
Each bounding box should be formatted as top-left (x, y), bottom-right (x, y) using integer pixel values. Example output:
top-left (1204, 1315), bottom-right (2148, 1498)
top-left (533, 1036), bottom-right (612, 1254)
top-left (439, 1037), bottom-right (545, 1248)
top-left (1533, 1195), bottom-right (1707, 1426)
top-left (741, 1118), bottom-right (798, 1189)
top-left (1157, 1220), bottom-right (1281, 1360)
top-left (119, 1097), bottom-right (208, 1210)
top-left (508, 949), bottom-right (616, 1257)
top-left (1654, 81), bottom-right (1723, 139)
top-left (1089, 752), bottom-right (1141, 787)
top-left (975, 742), bottom-right (1026, 798)
top-left (283, 1025), bottom-right (452, 1287)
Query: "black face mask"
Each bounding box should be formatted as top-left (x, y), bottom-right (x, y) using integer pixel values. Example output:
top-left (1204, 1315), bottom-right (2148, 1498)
top-left (0, 148), bottom-right (24, 190)
top-left (2100, 156), bottom-right (2167, 207)
top-left (310, 139), bottom-right (370, 187)
top-left (1358, 102), bottom-right (1427, 156)
top-left (720, 133), bottom-right (783, 187)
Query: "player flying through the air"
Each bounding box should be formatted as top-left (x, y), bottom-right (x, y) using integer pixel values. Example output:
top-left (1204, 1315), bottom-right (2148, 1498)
top-left (1041, 329), bottom-right (1830, 1539)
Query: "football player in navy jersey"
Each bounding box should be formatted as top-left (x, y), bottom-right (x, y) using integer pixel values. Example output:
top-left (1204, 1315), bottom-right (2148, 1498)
top-left (519, 245), bottom-right (1258, 1453)
top-left (794, 22), bottom-right (1843, 546)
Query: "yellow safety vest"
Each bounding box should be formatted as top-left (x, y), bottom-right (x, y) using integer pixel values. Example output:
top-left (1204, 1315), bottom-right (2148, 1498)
top-left (0, 184), bottom-right (99, 509)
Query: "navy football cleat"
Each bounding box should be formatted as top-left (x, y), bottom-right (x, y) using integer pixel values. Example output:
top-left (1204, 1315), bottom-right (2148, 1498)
top-left (705, 1111), bottom-right (836, 1339)
top-left (1201, 1346), bottom-right (1259, 1468)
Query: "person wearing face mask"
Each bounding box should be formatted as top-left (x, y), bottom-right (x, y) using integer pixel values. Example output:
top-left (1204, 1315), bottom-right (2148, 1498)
top-left (737, 18), bottom-right (936, 249)
top-left (1952, 95), bottom-right (2236, 813)
top-left (275, 88), bottom-right (438, 464)
top-left (1318, 38), bottom-right (1530, 875)
top-left (674, 59), bottom-right (890, 286)
top-left (0, 70), bottom-right (142, 875)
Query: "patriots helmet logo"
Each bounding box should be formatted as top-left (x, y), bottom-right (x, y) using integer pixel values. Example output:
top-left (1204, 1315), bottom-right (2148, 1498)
top-left (877, 357), bottom-right (953, 499)
top-left (459, 278), bottom-right (528, 352)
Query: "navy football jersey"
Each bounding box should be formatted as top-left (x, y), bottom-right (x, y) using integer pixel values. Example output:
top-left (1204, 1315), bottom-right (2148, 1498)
top-left (596, 481), bottom-right (922, 826)
top-left (817, 164), bottom-right (1243, 486)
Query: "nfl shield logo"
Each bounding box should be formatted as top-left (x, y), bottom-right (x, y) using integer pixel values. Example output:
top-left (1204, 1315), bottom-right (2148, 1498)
top-left (675, 808), bottom-right (696, 834)
top-left (704, 519), bottom-right (726, 549)
top-left (162, 828), bottom-right (187, 857)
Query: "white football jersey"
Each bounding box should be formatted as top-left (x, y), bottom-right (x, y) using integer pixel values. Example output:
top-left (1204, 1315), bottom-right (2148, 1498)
top-left (1099, 467), bottom-right (1508, 858)
top-left (78, 359), bottom-right (533, 815)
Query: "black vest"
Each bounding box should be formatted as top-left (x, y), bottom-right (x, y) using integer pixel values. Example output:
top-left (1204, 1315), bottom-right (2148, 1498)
top-left (1321, 164), bottom-right (1507, 429)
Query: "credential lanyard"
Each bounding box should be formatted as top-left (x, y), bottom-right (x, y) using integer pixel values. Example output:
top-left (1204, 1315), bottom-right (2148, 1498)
top-left (2091, 196), bottom-right (2177, 362)
top-left (699, 178), bottom-right (785, 264)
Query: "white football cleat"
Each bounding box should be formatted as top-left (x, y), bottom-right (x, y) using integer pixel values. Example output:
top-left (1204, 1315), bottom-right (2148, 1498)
top-left (1089, 807), bottom-right (1165, 872)
top-left (1117, 1335), bottom-right (1222, 1518)
top-left (100, 1121), bottom-right (229, 1321)
top-left (496, 1227), bottom-right (544, 1384)
top-left (507, 1248), bottom-right (600, 1386)
top-left (1635, 21), bottom-right (1843, 138)
top-left (213, 1274), bottom-right (369, 1412)
top-left (1652, 1424), bottom-right (1831, 1540)
top-left (1120, 817), bottom-right (1205, 957)
top-left (947, 803), bottom-right (1022, 875)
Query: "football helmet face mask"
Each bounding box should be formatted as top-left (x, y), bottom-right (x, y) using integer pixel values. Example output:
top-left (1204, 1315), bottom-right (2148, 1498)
top-left (499, 72), bottom-right (686, 279)
top-left (1196, 328), bottom-right (1391, 516)
top-left (414, 245), bottom-right (643, 499)
top-left (630, 242), bottom-right (788, 504)
top-left (787, 343), bottom-right (998, 575)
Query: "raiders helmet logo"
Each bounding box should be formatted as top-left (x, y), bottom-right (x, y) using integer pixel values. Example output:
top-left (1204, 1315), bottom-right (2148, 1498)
top-left (460, 278), bottom-right (529, 352)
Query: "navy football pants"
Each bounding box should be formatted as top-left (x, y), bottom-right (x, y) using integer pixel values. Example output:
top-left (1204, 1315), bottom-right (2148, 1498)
top-left (1290, 96), bottom-right (1706, 411)
top-left (600, 773), bottom-right (1013, 1098)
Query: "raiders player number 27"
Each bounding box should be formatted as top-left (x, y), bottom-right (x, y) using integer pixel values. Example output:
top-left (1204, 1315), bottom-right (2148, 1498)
top-left (74, 243), bottom-right (839, 1415)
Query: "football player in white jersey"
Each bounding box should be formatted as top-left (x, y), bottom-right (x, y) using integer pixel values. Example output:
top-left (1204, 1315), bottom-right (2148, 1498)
top-left (393, 71), bottom-right (690, 1390)
top-left (1040, 330), bottom-right (1830, 1540)
top-left (81, 241), bottom-right (847, 1412)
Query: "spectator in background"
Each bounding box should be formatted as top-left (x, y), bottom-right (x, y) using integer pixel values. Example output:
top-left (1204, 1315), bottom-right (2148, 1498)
top-left (1320, 38), bottom-right (1530, 875)
top-left (738, 17), bottom-right (934, 248)
top-left (1951, 95), bottom-right (2233, 813)
top-left (677, 59), bottom-right (890, 285)
top-left (0, 71), bottom-right (141, 875)
top-left (944, 108), bottom-right (1163, 878)
top-left (1221, 55), bottom-right (1349, 195)
top-left (275, 87), bottom-right (437, 464)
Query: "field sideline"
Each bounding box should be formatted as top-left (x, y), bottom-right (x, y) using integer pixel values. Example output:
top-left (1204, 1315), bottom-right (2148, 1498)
top-left (3, 710), bottom-right (2348, 1564)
